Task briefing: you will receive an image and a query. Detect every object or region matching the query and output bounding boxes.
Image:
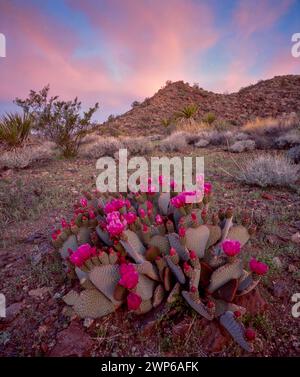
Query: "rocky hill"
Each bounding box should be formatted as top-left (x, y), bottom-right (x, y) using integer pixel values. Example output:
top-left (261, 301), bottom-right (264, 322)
top-left (101, 75), bottom-right (300, 135)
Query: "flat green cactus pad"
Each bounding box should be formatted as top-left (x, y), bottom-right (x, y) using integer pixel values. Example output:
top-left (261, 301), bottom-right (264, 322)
top-left (226, 225), bottom-right (250, 247)
top-left (219, 311), bottom-right (252, 352)
top-left (149, 234), bottom-right (170, 255)
top-left (182, 291), bottom-right (213, 320)
top-left (59, 234), bottom-right (78, 259)
top-left (208, 260), bottom-right (243, 293)
top-left (89, 264), bottom-right (122, 304)
top-left (165, 255), bottom-right (186, 284)
top-left (153, 284), bottom-right (165, 308)
top-left (136, 261), bottom-right (160, 281)
top-left (185, 225), bottom-right (210, 258)
top-left (135, 274), bottom-right (156, 301)
top-left (121, 229), bottom-right (146, 263)
top-left (73, 289), bottom-right (115, 319)
top-left (166, 233), bottom-right (189, 261)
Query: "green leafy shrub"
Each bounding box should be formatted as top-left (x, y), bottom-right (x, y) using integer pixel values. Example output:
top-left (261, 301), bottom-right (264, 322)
top-left (203, 112), bottom-right (216, 125)
top-left (175, 104), bottom-right (198, 120)
top-left (14, 85), bottom-right (99, 157)
top-left (0, 112), bottom-right (32, 148)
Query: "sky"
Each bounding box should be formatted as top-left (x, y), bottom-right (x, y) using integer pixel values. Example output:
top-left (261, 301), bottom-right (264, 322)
top-left (0, 0), bottom-right (300, 122)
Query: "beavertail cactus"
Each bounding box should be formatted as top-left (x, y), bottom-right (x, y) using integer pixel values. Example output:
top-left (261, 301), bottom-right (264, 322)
top-left (52, 180), bottom-right (268, 353)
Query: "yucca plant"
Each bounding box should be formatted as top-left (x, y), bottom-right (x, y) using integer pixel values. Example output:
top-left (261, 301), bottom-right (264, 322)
top-left (175, 104), bottom-right (198, 120)
top-left (0, 112), bottom-right (32, 148)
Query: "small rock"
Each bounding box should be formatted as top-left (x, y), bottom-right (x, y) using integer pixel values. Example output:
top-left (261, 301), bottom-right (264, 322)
top-left (83, 318), bottom-right (94, 328)
top-left (272, 281), bottom-right (288, 298)
top-left (49, 322), bottom-right (93, 356)
top-left (4, 301), bottom-right (24, 323)
top-left (291, 232), bottom-right (300, 244)
top-left (229, 140), bottom-right (255, 153)
top-left (29, 287), bottom-right (51, 299)
top-left (273, 257), bottom-right (283, 269)
top-left (235, 288), bottom-right (267, 314)
top-left (111, 352), bottom-right (118, 357)
top-left (195, 139), bottom-right (209, 148)
top-left (261, 192), bottom-right (274, 201)
top-left (288, 264), bottom-right (298, 273)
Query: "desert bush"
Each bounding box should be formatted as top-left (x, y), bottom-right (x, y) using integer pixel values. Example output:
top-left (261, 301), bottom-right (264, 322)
top-left (175, 104), bottom-right (198, 120)
top-left (0, 112), bottom-right (32, 148)
top-left (14, 85), bottom-right (99, 157)
top-left (159, 131), bottom-right (188, 152)
top-left (0, 141), bottom-right (55, 169)
top-left (176, 120), bottom-right (209, 134)
top-left (208, 130), bottom-right (234, 146)
top-left (242, 116), bottom-right (297, 137)
top-left (121, 137), bottom-right (154, 155)
top-left (80, 136), bottom-right (122, 158)
top-left (213, 120), bottom-right (232, 131)
top-left (274, 129), bottom-right (300, 149)
top-left (202, 112), bottom-right (216, 125)
top-left (229, 140), bottom-right (256, 153)
top-left (161, 118), bottom-right (172, 127)
top-left (131, 100), bottom-right (140, 108)
top-left (287, 145), bottom-right (300, 164)
top-left (236, 154), bottom-right (299, 189)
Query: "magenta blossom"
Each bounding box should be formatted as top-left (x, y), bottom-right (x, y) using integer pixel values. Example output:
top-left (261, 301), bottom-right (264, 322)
top-left (179, 227), bottom-right (186, 238)
top-left (124, 212), bottom-right (137, 225)
top-left (119, 264), bottom-right (139, 289)
top-left (107, 219), bottom-right (125, 237)
top-left (127, 292), bottom-right (142, 310)
top-left (249, 258), bottom-right (269, 275)
top-left (222, 240), bottom-right (241, 257)
top-left (204, 182), bottom-right (212, 195)
top-left (155, 214), bottom-right (164, 225)
top-left (80, 198), bottom-right (88, 208)
top-left (61, 218), bottom-right (69, 228)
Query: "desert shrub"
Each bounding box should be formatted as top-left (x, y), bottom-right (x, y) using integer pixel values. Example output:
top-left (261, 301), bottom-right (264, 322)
top-left (202, 112), bottom-right (216, 125)
top-left (176, 120), bottom-right (209, 134)
top-left (14, 85), bottom-right (99, 157)
top-left (107, 114), bottom-right (115, 122)
top-left (242, 116), bottom-right (297, 137)
top-left (121, 137), bottom-right (154, 155)
top-left (213, 120), bottom-right (232, 131)
top-left (287, 145), bottom-right (300, 164)
top-left (131, 100), bottom-right (140, 108)
top-left (229, 140), bottom-right (256, 153)
top-left (161, 118), bottom-right (172, 127)
top-left (0, 141), bottom-right (55, 169)
top-left (232, 132), bottom-right (249, 142)
top-left (208, 130), bottom-right (234, 146)
top-left (236, 154), bottom-right (299, 189)
top-left (80, 136), bottom-right (122, 158)
top-left (0, 112), bottom-right (32, 148)
top-left (175, 104), bottom-right (198, 120)
top-left (274, 129), bottom-right (300, 149)
top-left (159, 131), bottom-right (188, 152)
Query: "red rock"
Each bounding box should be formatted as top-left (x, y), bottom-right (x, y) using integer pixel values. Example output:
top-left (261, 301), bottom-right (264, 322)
top-left (235, 288), bottom-right (267, 315)
top-left (49, 321), bottom-right (93, 357)
top-left (4, 301), bottom-right (24, 323)
top-left (261, 193), bottom-right (274, 201)
top-left (201, 320), bottom-right (229, 353)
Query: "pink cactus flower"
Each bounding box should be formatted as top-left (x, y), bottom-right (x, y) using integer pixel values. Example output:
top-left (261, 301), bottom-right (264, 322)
top-left (124, 212), bottom-right (137, 225)
top-left (249, 258), bottom-right (269, 275)
top-left (139, 208), bottom-right (146, 218)
top-left (191, 213), bottom-right (197, 221)
top-left (77, 244), bottom-right (93, 260)
top-left (204, 182), bottom-right (212, 195)
top-left (69, 253), bottom-right (84, 267)
top-left (245, 328), bottom-right (256, 341)
top-left (190, 286), bottom-right (197, 293)
top-left (127, 292), bottom-right (142, 310)
top-left (146, 201), bottom-right (153, 211)
top-left (222, 240), bottom-right (241, 257)
top-left (189, 250), bottom-right (197, 260)
top-left (158, 175), bottom-right (164, 185)
top-left (88, 210), bottom-right (96, 219)
top-left (51, 232), bottom-right (58, 240)
top-left (170, 180), bottom-right (177, 190)
top-left (183, 261), bottom-right (191, 272)
top-left (80, 198), bottom-right (88, 208)
top-left (142, 224), bottom-right (149, 232)
top-left (119, 264), bottom-right (139, 289)
top-left (170, 248), bottom-right (177, 256)
top-left (155, 214), bottom-right (164, 225)
top-left (107, 219), bottom-right (125, 237)
top-left (61, 218), bottom-right (68, 228)
top-left (179, 227), bottom-right (186, 238)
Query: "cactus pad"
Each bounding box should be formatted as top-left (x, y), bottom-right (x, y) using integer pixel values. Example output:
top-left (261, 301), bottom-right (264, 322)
top-left (208, 260), bottom-right (243, 293)
top-left (73, 289), bottom-right (115, 319)
top-left (219, 311), bottom-right (252, 352)
top-left (185, 225), bottom-right (210, 258)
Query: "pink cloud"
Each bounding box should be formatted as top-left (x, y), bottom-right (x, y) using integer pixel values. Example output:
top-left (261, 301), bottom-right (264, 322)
top-left (234, 0), bottom-right (294, 37)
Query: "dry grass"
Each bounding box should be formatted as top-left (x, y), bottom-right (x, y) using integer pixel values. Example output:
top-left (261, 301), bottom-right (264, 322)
top-left (0, 141), bottom-right (55, 169)
top-left (159, 131), bottom-right (188, 152)
top-left (242, 115), bottom-right (298, 136)
top-left (235, 153), bottom-right (299, 189)
top-left (175, 120), bottom-right (210, 134)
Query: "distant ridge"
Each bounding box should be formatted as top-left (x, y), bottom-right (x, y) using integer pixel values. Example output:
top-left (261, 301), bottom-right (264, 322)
top-left (101, 75), bottom-right (300, 135)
